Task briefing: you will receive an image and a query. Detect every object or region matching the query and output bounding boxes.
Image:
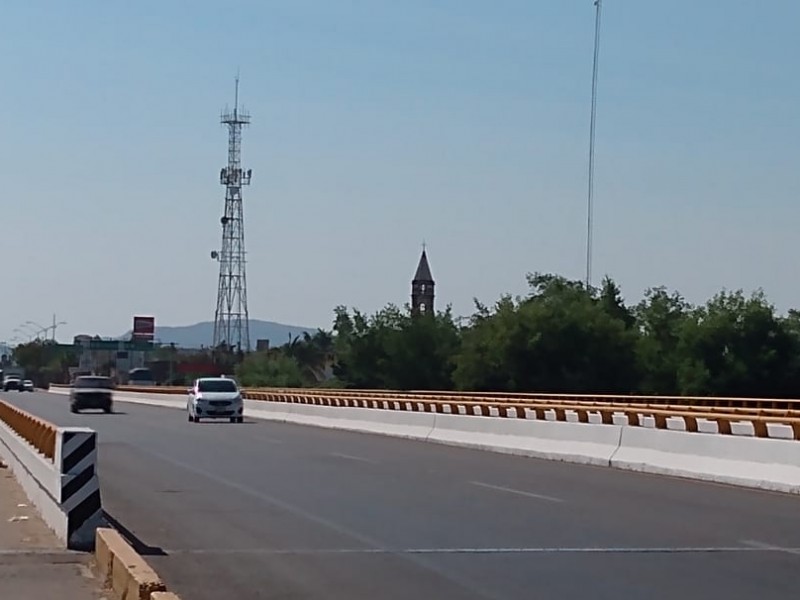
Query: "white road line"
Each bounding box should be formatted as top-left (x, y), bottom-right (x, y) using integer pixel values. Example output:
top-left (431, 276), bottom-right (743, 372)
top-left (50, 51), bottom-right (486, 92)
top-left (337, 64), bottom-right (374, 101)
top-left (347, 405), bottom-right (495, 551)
top-left (329, 452), bottom-right (375, 464)
top-left (159, 545), bottom-right (791, 556)
top-left (740, 539), bottom-right (800, 556)
top-left (469, 481), bottom-right (563, 503)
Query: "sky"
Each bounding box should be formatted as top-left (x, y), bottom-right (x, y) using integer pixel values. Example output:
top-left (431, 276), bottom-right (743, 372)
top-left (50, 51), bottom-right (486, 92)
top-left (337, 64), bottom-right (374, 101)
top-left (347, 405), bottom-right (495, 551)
top-left (1, 1), bottom-right (798, 344)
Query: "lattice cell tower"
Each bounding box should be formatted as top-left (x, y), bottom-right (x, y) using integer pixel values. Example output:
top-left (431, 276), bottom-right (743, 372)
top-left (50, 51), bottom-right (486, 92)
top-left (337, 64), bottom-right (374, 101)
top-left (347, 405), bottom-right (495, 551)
top-left (212, 76), bottom-right (252, 352)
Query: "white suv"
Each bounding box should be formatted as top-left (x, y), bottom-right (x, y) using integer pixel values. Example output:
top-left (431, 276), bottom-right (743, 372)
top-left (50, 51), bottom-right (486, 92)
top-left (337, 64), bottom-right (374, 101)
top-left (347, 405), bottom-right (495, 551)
top-left (187, 377), bottom-right (244, 423)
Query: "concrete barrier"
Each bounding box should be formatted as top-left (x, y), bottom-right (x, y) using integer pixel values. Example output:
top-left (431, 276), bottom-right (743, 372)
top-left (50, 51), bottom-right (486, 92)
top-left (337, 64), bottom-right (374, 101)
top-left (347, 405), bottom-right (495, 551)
top-left (428, 413), bottom-right (622, 466)
top-left (610, 426), bottom-right (800, 494)
top-left (247, 401), bottom-right (438, 441)
top-left (95, 527), bottom-right (168, 600)
top-left (0, 402), bottom-right (103, 550)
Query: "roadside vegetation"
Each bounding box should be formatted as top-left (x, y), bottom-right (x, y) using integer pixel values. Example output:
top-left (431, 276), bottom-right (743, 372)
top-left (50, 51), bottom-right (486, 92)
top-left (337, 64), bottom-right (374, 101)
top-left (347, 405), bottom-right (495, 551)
top-left (14, 272), bottom-right (800, 397)
top-left (237, 272), bottom-right (800, 397)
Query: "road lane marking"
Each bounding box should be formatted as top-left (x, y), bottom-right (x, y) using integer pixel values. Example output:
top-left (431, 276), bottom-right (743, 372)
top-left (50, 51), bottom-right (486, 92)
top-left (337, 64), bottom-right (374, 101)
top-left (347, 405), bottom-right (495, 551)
top-left (469, 481), bottom-right (563, 503)
top-left (129, 446), bottom-right (505, 600)
top-left (329, 452), bottom-right (375, 464)
top-left (740, 539), bottom-right (800, 556)
top-left (159, 545), bottom-right (796, 556)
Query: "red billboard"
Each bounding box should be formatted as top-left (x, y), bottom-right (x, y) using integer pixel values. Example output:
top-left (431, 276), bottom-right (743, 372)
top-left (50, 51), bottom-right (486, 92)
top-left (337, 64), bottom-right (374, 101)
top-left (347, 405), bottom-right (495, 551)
top-left (132, 316), bottom-right (155, 341)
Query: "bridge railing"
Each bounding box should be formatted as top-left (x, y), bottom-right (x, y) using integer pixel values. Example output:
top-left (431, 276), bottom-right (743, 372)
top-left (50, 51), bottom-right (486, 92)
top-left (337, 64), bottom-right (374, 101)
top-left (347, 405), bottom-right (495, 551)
top-left (49, 383), bottom-right (800, 409)
top-left (246, 387), bottom-right (800, 410)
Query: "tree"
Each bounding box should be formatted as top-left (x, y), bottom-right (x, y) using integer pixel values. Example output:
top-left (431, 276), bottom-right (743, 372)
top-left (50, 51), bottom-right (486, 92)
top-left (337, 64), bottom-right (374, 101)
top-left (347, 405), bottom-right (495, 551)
top-left (235, 351), bottom-right (305, 388)
top-left (599, 276), bottom-right (636, 329)
top-left (12, 341), bottom-right (77, 386)
top-left (332, 304), bottom-right (460, 390)
top-left (288, 329), bottom-right (335, 383)
top-left (676, 290), bottom-right (798, 397)
top-left (453, 274), bottom-right (638, 393)
top-left (635, 287), bottom-right (692, 395)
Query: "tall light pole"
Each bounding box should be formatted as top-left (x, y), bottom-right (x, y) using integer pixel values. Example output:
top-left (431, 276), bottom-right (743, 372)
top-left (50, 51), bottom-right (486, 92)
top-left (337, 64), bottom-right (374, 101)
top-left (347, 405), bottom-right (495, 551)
top-left (26, 316), bottom-right (66, 341)
top-left (16, 324), bottom-right (43, 342)
top-left (585, 0), bottom-right (603, 289)
top-left (26, 321), bottom-right (48, 338)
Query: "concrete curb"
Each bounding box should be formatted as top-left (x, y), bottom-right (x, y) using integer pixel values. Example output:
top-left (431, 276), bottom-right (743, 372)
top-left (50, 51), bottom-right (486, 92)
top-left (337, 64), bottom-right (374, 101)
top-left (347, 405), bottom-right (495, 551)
top-left (95, 527), bottom-right (180, 600)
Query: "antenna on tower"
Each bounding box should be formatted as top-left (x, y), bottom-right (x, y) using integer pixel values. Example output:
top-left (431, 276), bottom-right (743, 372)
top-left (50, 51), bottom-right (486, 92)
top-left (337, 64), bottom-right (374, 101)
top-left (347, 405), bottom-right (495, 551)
top-left (212, 75), bottom-right (253, 353)
top-left (234, 69), bottom-right (240, 118)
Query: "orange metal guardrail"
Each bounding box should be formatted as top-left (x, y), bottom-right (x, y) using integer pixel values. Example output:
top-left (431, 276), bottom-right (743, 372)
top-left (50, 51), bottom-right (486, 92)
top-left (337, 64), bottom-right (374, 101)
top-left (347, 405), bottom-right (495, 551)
top-left (246, 390), bottom-right (800, 419)
top-left (249, 388), bottom-right (800, 410)
top-left (245, 391), bottom-right (800, 440)
top-left (49, 383), bottom-right (800, 410)
top-left (0, 400), bottom-right (57, 461)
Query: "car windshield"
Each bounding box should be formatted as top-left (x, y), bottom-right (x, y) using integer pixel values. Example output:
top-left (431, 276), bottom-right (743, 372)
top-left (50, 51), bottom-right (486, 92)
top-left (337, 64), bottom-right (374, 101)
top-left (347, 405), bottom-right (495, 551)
top-left (75, 377), bottom-right (113, 389)
top-left (129, 368), bottom-right (153, 382)
top-left (197, 379), bottom-right (237, 393)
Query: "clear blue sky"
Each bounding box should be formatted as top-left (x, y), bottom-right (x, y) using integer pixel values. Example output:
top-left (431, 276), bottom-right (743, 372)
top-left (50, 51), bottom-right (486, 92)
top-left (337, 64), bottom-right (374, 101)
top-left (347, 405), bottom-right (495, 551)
top-left (1, 1), bottom-right (798, 343)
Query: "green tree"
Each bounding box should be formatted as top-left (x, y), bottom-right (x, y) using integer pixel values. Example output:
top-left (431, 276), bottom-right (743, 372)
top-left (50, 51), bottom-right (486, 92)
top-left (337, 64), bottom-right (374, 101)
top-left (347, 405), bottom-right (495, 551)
top-left (12, 340), bottom-right (77, 386)
top-left (454, 274), bottom-right (638, 393)
top-left (332, 305), bottom-right (460, 390)
top-left (599, 276), bottom-right (636, 329)
top-left (635, 287), bottom-right (692, 395)
top-left (676, 290), bottom-right (797, 397)
top-left (286, 329), bottom-right (335, 383)
top-left (235, 351), bottom-right (304, 388)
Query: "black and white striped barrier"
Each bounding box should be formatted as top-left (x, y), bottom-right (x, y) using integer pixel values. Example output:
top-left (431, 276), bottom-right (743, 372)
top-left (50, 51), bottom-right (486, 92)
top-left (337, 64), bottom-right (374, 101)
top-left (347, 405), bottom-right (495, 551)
top-left (0, 420), bottom-right (103, 550)
top-left (56, 429), bottom-right (103, 549)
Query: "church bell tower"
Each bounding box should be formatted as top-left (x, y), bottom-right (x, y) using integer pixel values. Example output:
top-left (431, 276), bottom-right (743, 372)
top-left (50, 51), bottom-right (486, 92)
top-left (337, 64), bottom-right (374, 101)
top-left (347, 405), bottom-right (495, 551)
top-left (411, 246), bottom-right (435, 315)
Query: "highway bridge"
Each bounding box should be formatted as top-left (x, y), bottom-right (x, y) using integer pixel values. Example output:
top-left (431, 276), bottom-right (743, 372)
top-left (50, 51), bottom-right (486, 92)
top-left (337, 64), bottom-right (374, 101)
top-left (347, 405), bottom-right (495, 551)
top-left (2, 389), bottom-right (799, 599)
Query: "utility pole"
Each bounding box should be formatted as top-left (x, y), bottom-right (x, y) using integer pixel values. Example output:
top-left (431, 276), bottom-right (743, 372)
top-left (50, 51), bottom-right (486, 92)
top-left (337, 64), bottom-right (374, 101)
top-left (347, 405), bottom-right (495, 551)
top-left (585, 0), bottom-right (603, 289)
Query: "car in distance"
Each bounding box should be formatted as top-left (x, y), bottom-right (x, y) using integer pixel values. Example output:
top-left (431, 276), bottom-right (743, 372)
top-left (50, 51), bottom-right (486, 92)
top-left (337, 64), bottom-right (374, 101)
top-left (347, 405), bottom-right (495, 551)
top-left (3, 376), bottom-right (21, 391)
top-left (187, 377), bottom-right (243, 423)
top-left (70, 376), bottom-right (114, 414)
top-left (21, 380), bottom-right (34, 392)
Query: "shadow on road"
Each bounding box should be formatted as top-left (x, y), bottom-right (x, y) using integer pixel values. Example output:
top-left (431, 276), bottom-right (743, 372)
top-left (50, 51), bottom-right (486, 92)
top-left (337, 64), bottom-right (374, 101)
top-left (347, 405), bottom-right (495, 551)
top-left (102, 511), bottom-right (168, 557)
top-left (192, 420), bottom-right (256, 426)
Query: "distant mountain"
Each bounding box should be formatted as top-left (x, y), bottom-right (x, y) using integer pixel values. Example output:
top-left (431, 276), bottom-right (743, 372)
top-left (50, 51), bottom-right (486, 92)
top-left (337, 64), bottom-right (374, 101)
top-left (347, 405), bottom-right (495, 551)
top-left (121, 319), bottom-right (317, 349)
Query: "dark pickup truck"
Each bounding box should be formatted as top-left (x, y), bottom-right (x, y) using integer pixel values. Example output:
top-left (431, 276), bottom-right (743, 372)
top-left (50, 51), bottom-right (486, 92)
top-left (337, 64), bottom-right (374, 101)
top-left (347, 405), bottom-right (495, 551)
top-left (70, 376), bottom-right (114, 413)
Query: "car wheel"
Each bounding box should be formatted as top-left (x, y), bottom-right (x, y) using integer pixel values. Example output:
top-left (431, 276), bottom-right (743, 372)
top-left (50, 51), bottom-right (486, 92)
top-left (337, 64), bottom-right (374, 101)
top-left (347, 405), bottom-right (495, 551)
top-left (70, 406), bottom-right (78, 414)
top-left (103, 406), bottom-right (112, 414)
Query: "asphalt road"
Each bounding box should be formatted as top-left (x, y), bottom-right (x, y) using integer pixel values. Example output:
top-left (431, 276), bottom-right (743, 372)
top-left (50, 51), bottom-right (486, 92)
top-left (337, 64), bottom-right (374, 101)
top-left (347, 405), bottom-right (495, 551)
top-left (3, 390), bottom-right (800, 600)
